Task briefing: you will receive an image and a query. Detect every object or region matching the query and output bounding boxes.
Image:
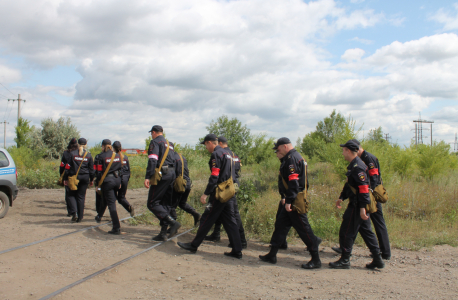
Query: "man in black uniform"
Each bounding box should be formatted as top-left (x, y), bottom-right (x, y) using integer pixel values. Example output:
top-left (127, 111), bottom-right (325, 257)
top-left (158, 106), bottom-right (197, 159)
top-left (59, 138), bottom-right (78, 220)
top-left (259, 138), bottom-right (321, 269)
top-left (177, 134), bottom-right (243, 258)
top-left (332, 140), bottom-right (391, 260)
top-left (204, 136), bottom-right (247, 249)
top-left (144, 125), bottom-right (181, 241)
top-left (63, 138), bottom-right (94, 222)
top-left (169, 142), bottom-right (201, 226)
top-left (95, 139), bottom-right (123, 234)
top-left (329, 140), bottom-right (384, 269)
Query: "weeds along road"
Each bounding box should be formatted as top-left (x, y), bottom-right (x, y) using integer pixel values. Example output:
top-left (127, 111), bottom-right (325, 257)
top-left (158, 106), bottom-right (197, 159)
top-left (0, 188), bottom-right (457, 299)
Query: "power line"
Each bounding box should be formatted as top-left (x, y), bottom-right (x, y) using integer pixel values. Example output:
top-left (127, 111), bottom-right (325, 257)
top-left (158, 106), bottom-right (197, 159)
top-left (413, 112), bottom-right (434, 146)
top-left (0, 82), bottom-right (15, 96)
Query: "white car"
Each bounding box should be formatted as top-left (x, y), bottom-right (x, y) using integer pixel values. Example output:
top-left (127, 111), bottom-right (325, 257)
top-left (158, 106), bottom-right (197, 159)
top-left (0, 148), bottom-right (18, 218)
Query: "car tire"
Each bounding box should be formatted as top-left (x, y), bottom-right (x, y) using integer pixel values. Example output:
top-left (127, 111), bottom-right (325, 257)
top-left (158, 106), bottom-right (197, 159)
top-left (0, 191), bottom-right (9, 219)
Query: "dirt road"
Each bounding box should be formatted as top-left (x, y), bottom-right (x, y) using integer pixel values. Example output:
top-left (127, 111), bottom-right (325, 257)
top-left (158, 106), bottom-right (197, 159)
top-left (0, 188), bottom-right (457, 299)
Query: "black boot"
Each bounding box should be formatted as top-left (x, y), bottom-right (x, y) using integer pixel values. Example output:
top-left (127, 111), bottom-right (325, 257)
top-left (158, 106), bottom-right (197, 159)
top-left (259, 247), bottom-right (278, 264)
top-left (191, 211), bottom-right (201, 226)
top-left (129, 205), bottom-right (135, 217)
top-left (204, 231), bottom-right (221, 242)
top-left (366, 252), bottom-right (385, 269)
top-left (166, 215), bottom-right (181, 238)
top-left (177, 242), bottom-right (197, 253)
top-left (71, 213), bottom-right (78, 222)
top-left (152, 225), bottom-right (168, 241)
top-left (95, 215), bottom-right (101, 223)
top-left (329, 252), bottom-right (351, 269)
top-left (302, 251), bottom-right (321, 269)
top-left (332, 246), bottom-right (342, 254)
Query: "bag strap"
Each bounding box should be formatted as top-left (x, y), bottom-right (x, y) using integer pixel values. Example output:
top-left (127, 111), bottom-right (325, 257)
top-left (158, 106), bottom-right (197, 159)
top-left (158, 140), bottom-right (170, 170)
top-left (178, 153), bottom-right (184, 176)
top-left (98, 152), bottom-right (116, 188)
top-left (59, 170), bottom-right (66, 182)
top-left (75, 151), bottom-right (88, 177)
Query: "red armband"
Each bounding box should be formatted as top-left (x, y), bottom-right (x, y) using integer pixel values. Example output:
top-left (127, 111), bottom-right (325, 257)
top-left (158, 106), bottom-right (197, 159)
top-left (368, 168), bottom-right (379, 176)
top-left (211, 168), bottom-right (220, 176)
top-left (358, 185), bottom-right (369, 193)
top-left (288, 173), bottom-right (299, 181)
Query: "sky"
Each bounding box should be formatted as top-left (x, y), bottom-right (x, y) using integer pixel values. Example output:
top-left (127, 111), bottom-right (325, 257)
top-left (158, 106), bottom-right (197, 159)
top-left (1, 0), bottom-right (458, 149)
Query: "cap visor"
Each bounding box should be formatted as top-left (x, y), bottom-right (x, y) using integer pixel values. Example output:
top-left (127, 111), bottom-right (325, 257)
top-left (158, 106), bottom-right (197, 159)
top-left (200, 141), bottom-right (206, 145)
top-left (339, 144), bottom-right (346, 147)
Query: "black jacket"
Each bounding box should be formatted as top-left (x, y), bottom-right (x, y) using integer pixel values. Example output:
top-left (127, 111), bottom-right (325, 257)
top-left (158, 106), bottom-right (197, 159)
top-left (204, 145), bottom-right (233, 195)
top-left (339, 156), bottom-right (371, 208)
top-left (360, 150), bottom-right (381, 190)
top-left (59, 151), bottom-right (72, 175)
top-left (64, 149), bottom-right (94, 181)
top-left (224, 146), bottom-right (241, 185)
top-left (279, 149), bottom-right (308, 205)
top-left (94, 150), bottom-right (122, 181)
top-left (121, 154), bottom-right (131, 177)
top-left (145, 135), bottom-right (175, 179)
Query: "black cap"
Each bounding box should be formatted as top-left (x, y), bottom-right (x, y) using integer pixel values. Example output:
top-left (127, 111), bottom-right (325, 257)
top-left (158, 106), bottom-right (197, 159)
top-left (78, 138), bottom-right (87, 145)
top-left (272, 137), bottom-right (291, 150)
top-left (340, 140), bottom-right (359, 152)
top-left (68, 138), bottom-right (77, 146)
top-left (218, 136), bottom-right (228, 144)
top-left (350, 139), bottom-right (361, 146)
top-left (112, 141), bottom-right (121, 149)
top-left (201, 134), bottom-right (218, 144)
top-left (102, 139), bottom-right (111, 146)
top-left (148, 125), bottom-right (163, 133)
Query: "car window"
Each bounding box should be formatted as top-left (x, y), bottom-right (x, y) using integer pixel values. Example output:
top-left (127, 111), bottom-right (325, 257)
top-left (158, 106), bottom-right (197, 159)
top-left (0, 151), bottom-right (9, 168)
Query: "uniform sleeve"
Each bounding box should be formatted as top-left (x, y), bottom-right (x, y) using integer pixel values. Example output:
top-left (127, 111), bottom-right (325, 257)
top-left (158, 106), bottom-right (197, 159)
top-left (284, 156), bottom-right (301, 205)
top-left (88, 153), bottom-right (94, 181)
top-left (366, 157), bottom-right (380, 190)
top-left (352, 168), bottom-right (371, 208)
top-left (204, 152), bottom-right (220, 195)
top-left (234, 157), bottom-right (241, 179)
top-left (59, 153), bottom-right (67, 175)
top-left (94, 154), bottom-right (102, 182)
top-left (278, 172), bottom-right (286, 199)
top-left (145, 140), bottom-right (159, 179)
top-left (126, 156), bottom-right (131, 175)
top-left (62, 153), bottom-right (72, 181)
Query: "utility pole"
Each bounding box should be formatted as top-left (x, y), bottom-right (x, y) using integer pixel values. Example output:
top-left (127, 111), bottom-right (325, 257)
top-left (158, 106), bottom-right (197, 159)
top-left (8, 94), bottom-right (26, 127)
top-left (2, 120), bottom-right (8, 148)
top-left (383, 133), bottom-right (391, 142)
top-left (413, 112), bottom-right (434, 146)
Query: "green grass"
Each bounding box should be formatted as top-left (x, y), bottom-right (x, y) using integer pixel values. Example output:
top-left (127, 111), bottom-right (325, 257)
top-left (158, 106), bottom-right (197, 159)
top-left (11, 149), bottom-right (458, 250)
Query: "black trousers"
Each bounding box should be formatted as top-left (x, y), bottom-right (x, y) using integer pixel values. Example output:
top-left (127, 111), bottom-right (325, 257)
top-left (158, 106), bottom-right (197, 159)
top-left (211, 194), bottom-right (246, 241)
top-left (339, 202), bottom-right (380, 254)
top-left (170, 187), bottom-right (197, 219)
top-left (359, 202), bottom-right (391, 255)
top-left (270, 204), bottom-right (319, 252)
top-left (100, 176), bottom-right (122, 230)
top-left (95, 185), bottom-right (105, 217)
top-left (269, 200), bottom-right (290, 246)
top-left (191, 195), bottom-right (242, 253)
top-left (116, 175), bottom-right (131, 213)
top-left (147, 173), bottom-right (175, 223)
top-left (66, 174), bottom-right (89, 220)
top-left (65, 186), bottom-right (76, 215)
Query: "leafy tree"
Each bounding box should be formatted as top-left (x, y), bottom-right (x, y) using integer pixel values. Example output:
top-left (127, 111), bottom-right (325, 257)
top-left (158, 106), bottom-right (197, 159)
top-left (14, 117), bottom-right (33, 148)
top-left (367, 127), bottom-right (386, 144)
top-left (205, 115), bottom-right (252, 162)
top-left (247, 133), bottom-right (275, 164)
top-left (30, 117), bottom-right (80, 159)
top-left (315, 110), bottom-right (346, 143)
top-left (416, 142), bottom-right (454, 181)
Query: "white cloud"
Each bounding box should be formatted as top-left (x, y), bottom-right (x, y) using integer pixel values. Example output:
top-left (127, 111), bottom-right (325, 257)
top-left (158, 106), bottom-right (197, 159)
top-left (0, 0), bottom-right (457, 149)
top-left (350, 37), bottom-right (374, 45)
top-left (341, 48), bottom-right (365, 61)
top-left (430, 3), bottom-right (458, 31)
